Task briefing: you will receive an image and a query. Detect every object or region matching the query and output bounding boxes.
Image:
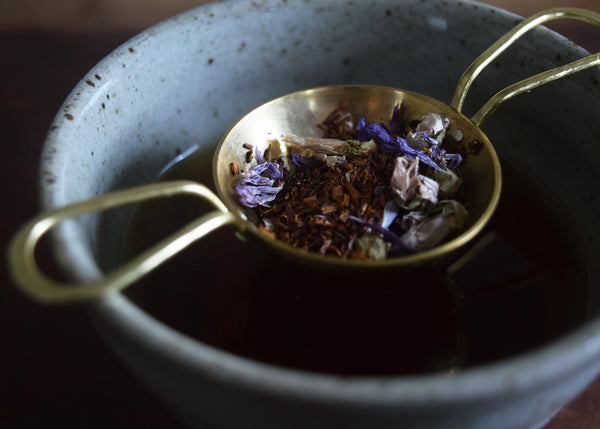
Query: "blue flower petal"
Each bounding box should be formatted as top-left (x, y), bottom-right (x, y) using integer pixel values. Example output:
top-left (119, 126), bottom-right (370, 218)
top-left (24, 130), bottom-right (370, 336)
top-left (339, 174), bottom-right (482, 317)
top-left (358, 119), bottom-right (443, 171)
top-left (382, 200), bottom-right (400, 229)
top-left (236, 161), bottom-right (284, 208)
top-left (251, 161), bottom-right (283, 180)
top-left (290, 152), bottom-right (322, 168)
top-left (388, 103), bottom-right (406, 136)
top-left (347, 215), bottom-right (412, 253)
top-left (255, 148), bottom-right (265, 164)
top-left (236, 183), bottom-right (284, 208)
top-left (445, 153), bottom-right (463, 170)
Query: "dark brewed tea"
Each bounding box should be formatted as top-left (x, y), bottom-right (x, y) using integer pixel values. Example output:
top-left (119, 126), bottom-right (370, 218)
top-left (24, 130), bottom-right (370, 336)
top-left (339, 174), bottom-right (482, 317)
top-left (122, 148), bottom-right (590, 375)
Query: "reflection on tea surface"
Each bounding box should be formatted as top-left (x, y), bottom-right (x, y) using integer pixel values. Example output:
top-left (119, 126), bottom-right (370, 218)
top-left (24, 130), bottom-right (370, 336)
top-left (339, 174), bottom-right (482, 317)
top-left (122, 149), bottom-right (589, 375)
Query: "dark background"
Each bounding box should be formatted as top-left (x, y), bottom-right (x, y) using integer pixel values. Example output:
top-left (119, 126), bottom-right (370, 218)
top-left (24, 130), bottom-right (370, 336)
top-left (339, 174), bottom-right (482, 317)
top-left (2, 0), bottom-right (600, 427)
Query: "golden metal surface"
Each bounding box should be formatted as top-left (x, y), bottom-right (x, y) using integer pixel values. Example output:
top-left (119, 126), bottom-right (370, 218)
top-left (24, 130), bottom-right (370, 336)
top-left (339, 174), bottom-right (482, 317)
top-left (8, 8), bottom-right (600, 303)
top-left (451, 7), bottom-right (600, 126)
top-left (8, 181), bottom-right (234, 303)
top-left (213, 85), bottom-right (502, 271)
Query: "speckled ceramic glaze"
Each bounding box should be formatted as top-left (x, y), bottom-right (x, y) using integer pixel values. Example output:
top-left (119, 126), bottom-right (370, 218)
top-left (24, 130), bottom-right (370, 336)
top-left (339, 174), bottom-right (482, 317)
top-left (40, 0), bottom-right (600, 428)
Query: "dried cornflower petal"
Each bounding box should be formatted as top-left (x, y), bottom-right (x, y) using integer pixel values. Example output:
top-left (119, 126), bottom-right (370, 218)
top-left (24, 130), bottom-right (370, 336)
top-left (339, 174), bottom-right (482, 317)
top-left (406, 131), bottom-right (439, 150)
top-left (356, 118), bottom-right (443, 171)
top-left (290, 152), bottom-right (323, 169)
top-left (382, 200), bottom-right (400, 229)
top-left (388, 103), bottom-right (407, 136)
top-left (250, 161), bottom-right (283, 180)
top-left (235, 161), bottom-right (284, 208)
top-left (443, 153), bottom-right (463, 170)
top-left (346, 214), bottom-right (410, 252)
top-left (255, 148), bottom-right (266, 164)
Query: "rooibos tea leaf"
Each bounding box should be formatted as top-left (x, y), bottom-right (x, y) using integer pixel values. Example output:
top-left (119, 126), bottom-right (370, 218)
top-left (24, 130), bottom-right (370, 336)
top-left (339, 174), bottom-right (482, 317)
top-left (232, 103), bottom-right (468, 259)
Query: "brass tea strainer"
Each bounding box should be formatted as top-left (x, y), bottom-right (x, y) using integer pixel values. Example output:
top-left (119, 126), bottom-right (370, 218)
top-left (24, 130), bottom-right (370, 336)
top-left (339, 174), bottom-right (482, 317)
top-left (8, 8), bottom-right (600, 303)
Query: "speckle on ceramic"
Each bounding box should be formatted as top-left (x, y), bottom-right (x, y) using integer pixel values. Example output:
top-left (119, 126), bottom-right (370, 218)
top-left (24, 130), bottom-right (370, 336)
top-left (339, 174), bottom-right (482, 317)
top-left (40, 1), bottom-right (600, 428)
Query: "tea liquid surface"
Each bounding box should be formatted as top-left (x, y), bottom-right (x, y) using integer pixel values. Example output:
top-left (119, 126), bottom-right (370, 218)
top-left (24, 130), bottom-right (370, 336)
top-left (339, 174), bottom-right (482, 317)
top-left (122, 149), bottom-right (589, 375)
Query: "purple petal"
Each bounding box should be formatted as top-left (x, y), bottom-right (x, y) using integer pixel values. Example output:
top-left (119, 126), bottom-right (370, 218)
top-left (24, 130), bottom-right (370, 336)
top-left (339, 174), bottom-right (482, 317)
top-left (357, 120), bottom-right (390, 145)
top-left (445, 153), bottom-right (463, 169)
top-left (290, 152), bottom-right (322, 168)
top-left (357, 118), bottom-right (442, 171)
top-left (238, 174), bottom-right (275, 187)
top-left (382, 200), bottom-right (400, 229)
top-left (347, 215), bottom-right (412, 253)
top-left (255, 148), bottom-right (265, 164)
top-left (420, 132), bottom-right (440, 148)
top-left (397, 138), bottom-right (443, 171)
top-left (251, 161), bottom-right (283, 180)
top-left (388, 103), bottom-right (407, 136)
top-left (235, 161), bottom-right (284, 208)
top-left (236, 183), bottom-right (283, 208)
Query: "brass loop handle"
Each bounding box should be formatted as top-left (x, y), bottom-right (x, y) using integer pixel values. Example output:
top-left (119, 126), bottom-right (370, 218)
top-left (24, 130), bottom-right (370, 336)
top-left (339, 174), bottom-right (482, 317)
top-left (8, 181), bottom-right (235, 304)
top-left (451, 7), bottom-right (600, 127)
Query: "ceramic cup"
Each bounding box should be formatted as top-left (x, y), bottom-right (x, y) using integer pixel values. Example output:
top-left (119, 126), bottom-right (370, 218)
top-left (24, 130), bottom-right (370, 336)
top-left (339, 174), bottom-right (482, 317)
top-left (38, 0), bottom-right (600, 428)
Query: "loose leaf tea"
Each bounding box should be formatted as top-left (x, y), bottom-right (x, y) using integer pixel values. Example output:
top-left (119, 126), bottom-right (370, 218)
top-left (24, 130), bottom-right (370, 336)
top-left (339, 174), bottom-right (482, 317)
top-left (233, 103), bottom-right (468, 260)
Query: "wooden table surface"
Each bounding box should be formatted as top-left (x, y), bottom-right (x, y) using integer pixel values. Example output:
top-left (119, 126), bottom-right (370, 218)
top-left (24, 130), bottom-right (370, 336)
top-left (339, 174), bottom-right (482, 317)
top-left (1, 1), bottom-right (599, 428)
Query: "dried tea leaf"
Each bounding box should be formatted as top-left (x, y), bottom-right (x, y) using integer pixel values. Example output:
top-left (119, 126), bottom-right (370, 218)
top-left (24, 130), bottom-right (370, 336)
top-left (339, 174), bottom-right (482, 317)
top-left (233, 103), bottom-right (468, 261)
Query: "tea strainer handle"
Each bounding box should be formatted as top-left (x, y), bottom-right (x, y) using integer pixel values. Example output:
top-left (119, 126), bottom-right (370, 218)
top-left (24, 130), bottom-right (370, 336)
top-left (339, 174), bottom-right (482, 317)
top-left (451, 7), bottom-right (600, 127)
top-left (7, 181), bottom-right (236, 304)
